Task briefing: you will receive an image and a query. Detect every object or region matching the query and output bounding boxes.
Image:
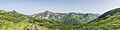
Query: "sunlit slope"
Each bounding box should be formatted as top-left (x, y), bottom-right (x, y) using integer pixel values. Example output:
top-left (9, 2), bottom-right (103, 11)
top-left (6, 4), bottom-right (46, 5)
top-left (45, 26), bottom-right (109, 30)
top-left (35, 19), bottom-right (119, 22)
top-left (0, 10), bottom-right (30, 30)
top-left (0, 10), bottom-right (74, 30)
top-left (0, 10), bottom-right (54, 30)
top-left (77, 8), bottom-right (120, 30)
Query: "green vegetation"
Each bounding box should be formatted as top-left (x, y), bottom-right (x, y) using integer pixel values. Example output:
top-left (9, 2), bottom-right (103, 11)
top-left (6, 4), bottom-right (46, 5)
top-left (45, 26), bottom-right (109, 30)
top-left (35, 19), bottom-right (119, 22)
top-left (0, 8), bottom-right (120, 30)
top-left (75, 8), bottom-right (120, 30)
top-left (0, 10), bottom-right (74, 30)
top-left (33, 11), bottom-right (99, 27)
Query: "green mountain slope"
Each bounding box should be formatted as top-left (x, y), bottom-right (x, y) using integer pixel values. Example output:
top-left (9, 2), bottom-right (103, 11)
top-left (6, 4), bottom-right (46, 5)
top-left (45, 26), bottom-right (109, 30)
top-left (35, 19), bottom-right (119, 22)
top-left (0, 10), bottom-right (78, 30)
top-left (0, 10), bottom-right (101, 30)
top-left (33, 11), bottom-right (100, 27)
top-left (62, 12), bottom-right (85, 26)
top-left (33, 10), bottom-right (66, 21)
top-left (0, 10), bottom-right (66, 30)
top-left (77, 8), bottom-right (120, 30)
top-left (0, 10), bottom-right (30, 30)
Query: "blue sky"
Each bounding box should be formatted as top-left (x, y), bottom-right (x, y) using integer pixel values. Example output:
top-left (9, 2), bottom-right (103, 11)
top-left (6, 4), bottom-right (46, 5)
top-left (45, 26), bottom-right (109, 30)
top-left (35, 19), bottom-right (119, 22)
top-left (0, 0), bottom-right (120, 15)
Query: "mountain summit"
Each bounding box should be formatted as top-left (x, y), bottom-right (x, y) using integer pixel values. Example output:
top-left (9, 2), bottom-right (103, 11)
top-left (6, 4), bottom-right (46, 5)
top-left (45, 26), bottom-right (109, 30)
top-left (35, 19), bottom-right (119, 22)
top-left (33, 11), bottom-right (100, 26)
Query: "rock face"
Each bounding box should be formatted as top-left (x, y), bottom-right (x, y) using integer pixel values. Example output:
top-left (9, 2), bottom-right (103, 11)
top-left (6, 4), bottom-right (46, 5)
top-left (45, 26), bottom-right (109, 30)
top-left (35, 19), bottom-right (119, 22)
top-left (33, 10), bottom-right (100, 26)
top-left (33, 11), bottom-right (100, 21)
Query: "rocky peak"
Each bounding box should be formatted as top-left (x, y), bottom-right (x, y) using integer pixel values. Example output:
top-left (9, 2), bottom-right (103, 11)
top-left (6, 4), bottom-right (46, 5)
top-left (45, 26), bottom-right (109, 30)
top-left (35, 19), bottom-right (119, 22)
top-left (44, 10), bottom-right (53, 14)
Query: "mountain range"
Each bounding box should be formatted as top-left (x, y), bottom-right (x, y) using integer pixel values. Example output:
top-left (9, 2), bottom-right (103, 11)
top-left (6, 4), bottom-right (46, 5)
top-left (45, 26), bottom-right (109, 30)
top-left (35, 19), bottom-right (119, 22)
top-left (32, 10), bottom-right (100, 26)
top-left (0, 8), bottom-right (120, 30)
